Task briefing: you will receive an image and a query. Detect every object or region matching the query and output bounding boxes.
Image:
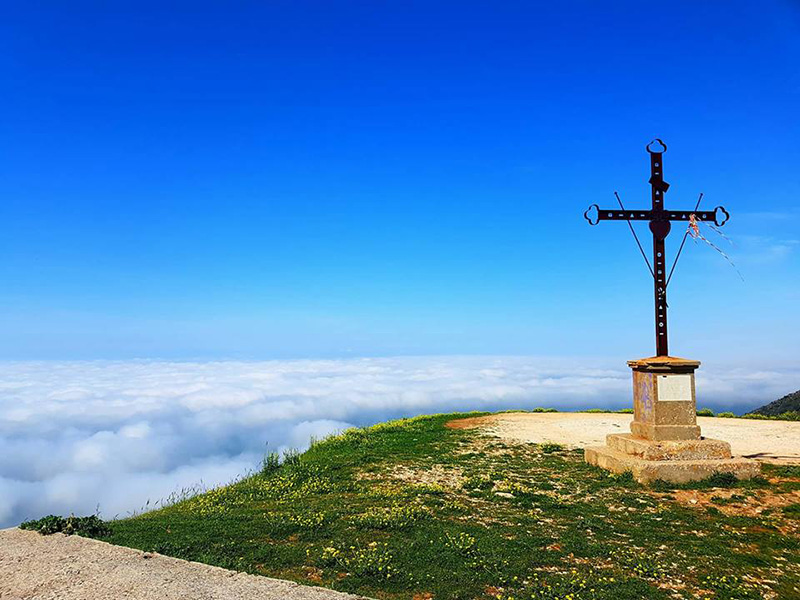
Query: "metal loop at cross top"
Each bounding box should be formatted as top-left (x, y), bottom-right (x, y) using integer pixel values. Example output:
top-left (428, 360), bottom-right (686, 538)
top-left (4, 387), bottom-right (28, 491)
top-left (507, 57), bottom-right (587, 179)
top-left (646, 138), bottom-right (667, 154)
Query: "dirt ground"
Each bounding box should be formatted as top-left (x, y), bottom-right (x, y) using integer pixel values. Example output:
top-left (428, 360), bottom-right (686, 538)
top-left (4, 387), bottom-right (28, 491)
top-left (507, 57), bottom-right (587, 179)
top-left (0, 528), bottom-right (367, 600)
top-left (448, 412), bottom-right (800, 463)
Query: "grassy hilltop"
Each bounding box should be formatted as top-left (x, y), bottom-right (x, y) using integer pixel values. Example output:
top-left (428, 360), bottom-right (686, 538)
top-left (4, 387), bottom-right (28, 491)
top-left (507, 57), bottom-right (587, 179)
top-left (24, 412), bottom-right (800, 600)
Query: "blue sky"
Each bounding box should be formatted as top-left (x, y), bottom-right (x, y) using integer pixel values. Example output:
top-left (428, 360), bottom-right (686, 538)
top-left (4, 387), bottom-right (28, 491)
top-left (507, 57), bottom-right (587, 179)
top-left (0, 1), bottom-right (798, 361)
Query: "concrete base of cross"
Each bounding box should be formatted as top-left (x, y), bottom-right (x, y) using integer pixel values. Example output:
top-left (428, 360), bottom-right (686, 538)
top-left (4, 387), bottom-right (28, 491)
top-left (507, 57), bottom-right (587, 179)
top-left (584, 355), bottom-right (759, 484)
top-left (585, 434), bottom-right (760, 484)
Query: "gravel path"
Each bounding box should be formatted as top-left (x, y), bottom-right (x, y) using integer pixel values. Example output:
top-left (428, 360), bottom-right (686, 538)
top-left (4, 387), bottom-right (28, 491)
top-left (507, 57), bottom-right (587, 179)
top-left (451, 412), bottom-right (800, 463)
top-left (0, 528), bottom-right (369, 600)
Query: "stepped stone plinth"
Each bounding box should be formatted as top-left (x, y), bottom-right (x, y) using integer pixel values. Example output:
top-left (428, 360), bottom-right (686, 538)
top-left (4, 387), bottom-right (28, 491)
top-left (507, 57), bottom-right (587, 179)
top-left (585, 356), bottom-right (759, 484)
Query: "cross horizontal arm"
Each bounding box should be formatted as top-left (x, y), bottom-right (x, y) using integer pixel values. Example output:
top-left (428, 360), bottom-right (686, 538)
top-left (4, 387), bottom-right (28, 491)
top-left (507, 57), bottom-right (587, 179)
top-left (586, 206), bottom-right (729, 227)
top-left (664, 210), bottom-right (715, 221)
top-left (595, 209), bottom-right (652, 221)
top-left (584, 203), bottom-right (729, 228)
top-left (596, 209), bottom-right (714, 222)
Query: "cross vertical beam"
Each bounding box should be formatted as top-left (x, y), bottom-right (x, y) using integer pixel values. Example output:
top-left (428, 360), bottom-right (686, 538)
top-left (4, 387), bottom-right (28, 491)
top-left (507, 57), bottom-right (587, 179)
top-left (649, 147), bottom-right (669, 356)
top-left (583, 140), bottom-right (731, 357)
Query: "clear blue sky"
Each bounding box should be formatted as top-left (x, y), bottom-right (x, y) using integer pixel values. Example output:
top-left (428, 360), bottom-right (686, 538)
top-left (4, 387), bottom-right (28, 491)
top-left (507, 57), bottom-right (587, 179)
top-left (1, 1), bottom-right (798, 361)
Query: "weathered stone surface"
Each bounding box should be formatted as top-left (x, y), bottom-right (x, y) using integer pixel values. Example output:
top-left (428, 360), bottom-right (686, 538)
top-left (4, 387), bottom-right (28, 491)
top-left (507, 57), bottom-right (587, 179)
top-left (629, 355), bottom-right (701, 442)
top-left (626, 356), bottom-right (701, 370)
top-left (585, 355), bottom-right (759, 483)
top-left (606, 433), bottom-right (732, 461)
top-left (630, 421), bottom-right (700, 441)
top-left (585, 445), bottom-right (760, 484)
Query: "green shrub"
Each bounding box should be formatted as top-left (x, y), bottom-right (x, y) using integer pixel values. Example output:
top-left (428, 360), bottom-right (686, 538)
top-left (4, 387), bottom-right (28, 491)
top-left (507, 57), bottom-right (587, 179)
top-left (444, 531), bottom-right (477, 555)
top-left (531, 407), bottom-right (558, 413)
top-left (612, 471), bottom-right (636, 486)
top-left (702, 472), bottom-right (744, 488)
top-left (652, 472), bottom-right (768, 492)
top-left (20, 515), bottom-right (111, 538)
top-left (763, 464), bottom-right (800, 478)
top-left (742, 411), bottom-right (800, 422)
top-left (778, 411), bottom-right (800, 421)
top-left (463, 474), bottom-right (495, 491)
top-left (539, 442), bottom-right (563, 453)
top-left (261, 451), bottom-right (281, 475)
top-left (696, 408), bottom-right (715, 417)
top-left (260, 446), bottom-right (303, 475)
top-left (784, 503), bottom-right (800, 519)
top-left (716, 412), bottom-right (737, 418)
top-left (282, 448), bottom-right (301, 467)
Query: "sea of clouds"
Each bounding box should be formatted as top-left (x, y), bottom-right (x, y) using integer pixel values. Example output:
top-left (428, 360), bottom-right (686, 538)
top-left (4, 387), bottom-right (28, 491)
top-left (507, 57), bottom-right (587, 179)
top-left (0, 356), bottom-right (796, 528)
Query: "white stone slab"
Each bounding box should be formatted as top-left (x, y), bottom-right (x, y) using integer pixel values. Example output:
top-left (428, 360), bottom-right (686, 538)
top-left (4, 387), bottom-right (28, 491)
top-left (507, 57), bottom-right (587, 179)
top-left (657, 374), bottom-right (692, 402)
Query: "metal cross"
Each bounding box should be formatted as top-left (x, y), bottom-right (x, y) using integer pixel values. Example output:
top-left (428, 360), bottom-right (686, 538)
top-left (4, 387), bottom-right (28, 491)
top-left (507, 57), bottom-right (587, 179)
top-left (583, 139), bottom-right (730, 357)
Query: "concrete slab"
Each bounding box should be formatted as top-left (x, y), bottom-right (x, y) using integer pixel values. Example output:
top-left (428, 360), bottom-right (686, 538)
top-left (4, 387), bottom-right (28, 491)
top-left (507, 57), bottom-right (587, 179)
top-left (585, 445), bottom-right (761, 484)
top-left (606, 433), bottom-right (732, 461)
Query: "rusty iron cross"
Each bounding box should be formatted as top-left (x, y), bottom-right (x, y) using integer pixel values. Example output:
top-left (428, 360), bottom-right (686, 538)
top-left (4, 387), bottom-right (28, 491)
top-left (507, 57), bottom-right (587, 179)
top-left (583, 139), bottom-right (730, 357)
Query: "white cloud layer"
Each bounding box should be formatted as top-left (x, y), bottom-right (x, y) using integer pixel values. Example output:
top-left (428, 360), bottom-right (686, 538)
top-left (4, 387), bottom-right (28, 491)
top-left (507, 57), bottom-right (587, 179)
top-left (0, 356), bottom-right (797, 527)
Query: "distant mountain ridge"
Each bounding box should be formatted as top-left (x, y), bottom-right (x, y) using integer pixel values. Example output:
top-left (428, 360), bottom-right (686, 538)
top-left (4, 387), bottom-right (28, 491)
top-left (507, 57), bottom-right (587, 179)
top-left (750, 389), bottom-right (800, 416)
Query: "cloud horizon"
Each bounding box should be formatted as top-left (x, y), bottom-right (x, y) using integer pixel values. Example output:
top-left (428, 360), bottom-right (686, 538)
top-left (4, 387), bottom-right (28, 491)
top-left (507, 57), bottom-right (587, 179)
top-left (1, 356), bottom-right (796, 528)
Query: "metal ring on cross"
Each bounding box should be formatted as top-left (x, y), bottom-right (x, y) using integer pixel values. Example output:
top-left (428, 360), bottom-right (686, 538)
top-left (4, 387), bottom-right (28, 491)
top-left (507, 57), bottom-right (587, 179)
top-left (646, 139), bottom-right (667, 154)
top-left (583, 204), bottom-right (600, 226)
top-left (713, 206), bottom-right (730, 227)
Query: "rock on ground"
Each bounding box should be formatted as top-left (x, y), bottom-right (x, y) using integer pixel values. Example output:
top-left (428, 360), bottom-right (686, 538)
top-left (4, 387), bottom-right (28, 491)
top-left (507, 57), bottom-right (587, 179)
top-left (0, 528), bottom-right (369, 600)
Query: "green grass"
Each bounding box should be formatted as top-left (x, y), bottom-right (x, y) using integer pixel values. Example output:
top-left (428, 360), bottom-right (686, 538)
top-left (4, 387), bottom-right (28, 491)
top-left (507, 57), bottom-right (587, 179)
top-left (27, 412), bottom-right (800, 600)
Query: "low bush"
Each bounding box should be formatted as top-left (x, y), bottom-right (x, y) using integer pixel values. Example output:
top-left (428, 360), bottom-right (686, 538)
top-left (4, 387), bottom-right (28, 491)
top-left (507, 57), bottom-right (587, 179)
top-left (20, 515), bottom-right (111, 538)
top-left (261, 451), bottom-right (281, 475)
top-left (652, 472), bottom-right (768, 491)
top-left (784, 503), bottom-right (800, 519)
top-left (763, 464), bottom-right (800, 478)
top-left (539, 442), bottom-right (563, 453)
top-left (282, 448), bottom-right (302, 467)
top-left (742, 411), bottom-right (799, 421)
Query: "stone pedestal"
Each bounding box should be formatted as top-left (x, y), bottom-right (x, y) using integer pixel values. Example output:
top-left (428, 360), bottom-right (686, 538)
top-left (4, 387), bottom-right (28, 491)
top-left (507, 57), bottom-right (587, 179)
top-left (585, 356), bottom-right (759, 483)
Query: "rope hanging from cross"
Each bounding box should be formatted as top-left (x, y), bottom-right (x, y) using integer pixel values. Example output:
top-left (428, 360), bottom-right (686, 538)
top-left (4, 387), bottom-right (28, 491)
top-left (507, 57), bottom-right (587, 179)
top-left (583, 139), bottom-right (730, 357)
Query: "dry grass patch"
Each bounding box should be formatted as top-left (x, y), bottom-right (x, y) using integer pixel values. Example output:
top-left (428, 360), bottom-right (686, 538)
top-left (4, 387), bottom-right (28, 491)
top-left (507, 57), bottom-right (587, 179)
top-left (383, 464), bottom-right (465, 490)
